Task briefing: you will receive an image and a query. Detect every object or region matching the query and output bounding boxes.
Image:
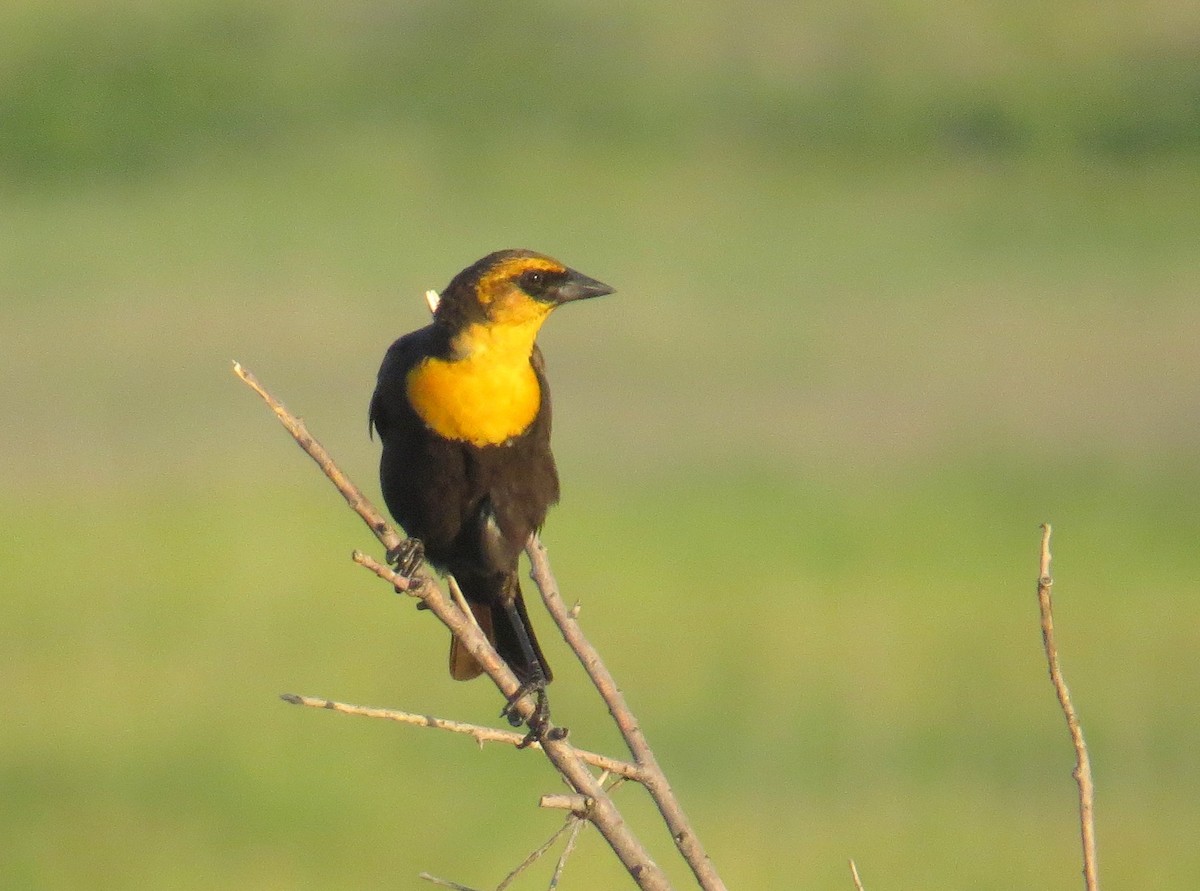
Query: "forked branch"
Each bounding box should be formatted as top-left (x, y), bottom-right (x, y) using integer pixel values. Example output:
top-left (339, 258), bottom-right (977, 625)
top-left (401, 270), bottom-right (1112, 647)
top-left (527, 537), bottom-right (727, 891)
top-left (235, 361), bottom-right (676, 891)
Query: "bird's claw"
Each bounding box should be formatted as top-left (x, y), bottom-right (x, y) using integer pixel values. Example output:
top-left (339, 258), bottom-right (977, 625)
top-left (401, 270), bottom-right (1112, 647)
top-left (385, 539), bottom-right (425, 592)
top-left (502, 679), bottom-right (565, 746)
top-left (501, 678), bottom-right (545, 727)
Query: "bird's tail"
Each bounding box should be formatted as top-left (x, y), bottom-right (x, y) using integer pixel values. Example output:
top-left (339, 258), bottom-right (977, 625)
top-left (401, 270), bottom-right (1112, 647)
top-left (449, 572), bottom-right (553, 684)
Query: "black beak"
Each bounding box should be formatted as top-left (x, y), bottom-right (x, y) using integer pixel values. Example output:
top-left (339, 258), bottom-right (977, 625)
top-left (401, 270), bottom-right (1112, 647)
top-left (556, 268), bottom-right (615, 304)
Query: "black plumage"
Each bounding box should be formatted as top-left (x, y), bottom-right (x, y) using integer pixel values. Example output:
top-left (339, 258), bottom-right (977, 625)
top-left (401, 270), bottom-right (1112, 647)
top-left (369, 250), bottom-right (611, 686)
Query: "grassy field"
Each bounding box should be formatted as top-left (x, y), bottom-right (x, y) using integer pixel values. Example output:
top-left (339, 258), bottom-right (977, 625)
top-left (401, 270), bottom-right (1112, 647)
top-left (3, 2), bottom-right (1199, 888)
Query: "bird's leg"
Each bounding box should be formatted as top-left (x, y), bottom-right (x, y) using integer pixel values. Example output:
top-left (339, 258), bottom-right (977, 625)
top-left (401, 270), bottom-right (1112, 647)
top-left (495, 596), bottom-right (566, 743)
top-left (514, 688), bottom-right (563, 748)
top-left (385, 538), bottom-right (425, 593)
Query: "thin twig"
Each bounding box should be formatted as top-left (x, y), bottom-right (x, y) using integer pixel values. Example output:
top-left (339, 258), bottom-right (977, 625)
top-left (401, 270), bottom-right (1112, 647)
top-left (1037, 524), bottom-right (1099, 891)
top-left (849, 859), bottom-right (866, 891)
top-left (528, 535), bottom-right (726, 891)
top-left (540, 794), bottom-right (592, 814)
top-left (418, 873), bottom-right (480, 891)
top-left (236, 364), bottom-right (675, 891)
top-left (281, 694), bottom-right (644, 780)
top-left (549, 816), bottom-right (588, 889)
top-left (447, 575), bottom-right (482, 635)
top-left (233, 361), bottom-right (403, 554)
top-left (495, 818), bottom-right (579, 891)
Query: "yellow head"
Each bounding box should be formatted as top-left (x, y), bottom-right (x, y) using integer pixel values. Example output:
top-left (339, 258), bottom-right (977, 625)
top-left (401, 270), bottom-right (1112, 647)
top-left (406, 250), bottom-right (612, 446)
top-left (435, 249), bottom-right (613, 335)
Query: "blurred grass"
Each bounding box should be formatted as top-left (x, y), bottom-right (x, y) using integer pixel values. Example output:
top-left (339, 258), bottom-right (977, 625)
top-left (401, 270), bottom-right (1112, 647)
top-left (2, 0), bottom-right (1199, 184)
top-left (3, 0), bottom-right (1199, 888)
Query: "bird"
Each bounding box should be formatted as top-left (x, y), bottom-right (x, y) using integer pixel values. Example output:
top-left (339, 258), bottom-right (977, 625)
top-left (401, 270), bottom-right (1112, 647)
top-left (369, 249), bottom-right (613, 721)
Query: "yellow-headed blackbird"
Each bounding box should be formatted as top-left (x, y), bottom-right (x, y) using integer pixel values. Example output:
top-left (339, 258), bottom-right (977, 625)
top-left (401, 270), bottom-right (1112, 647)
top-left (369, 249), bottom-right (612, 702)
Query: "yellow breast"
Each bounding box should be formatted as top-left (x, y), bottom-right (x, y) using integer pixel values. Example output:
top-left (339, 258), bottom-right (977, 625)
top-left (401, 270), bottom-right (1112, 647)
top-left (405, 323), bottom-right (543, 446)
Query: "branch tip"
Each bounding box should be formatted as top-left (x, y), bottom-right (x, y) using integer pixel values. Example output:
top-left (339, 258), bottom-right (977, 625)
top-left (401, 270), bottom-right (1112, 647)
top-left (1035, 523), bottom-right (1099, 891)
top-left (849, 859), bottom-right (866, 891)
top-left (540, 793), bottom-right (592, 815)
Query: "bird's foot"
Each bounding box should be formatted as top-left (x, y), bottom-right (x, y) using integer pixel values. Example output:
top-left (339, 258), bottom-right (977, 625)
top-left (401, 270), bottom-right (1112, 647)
top-left (385, 538), bottom-right (425, 593)
top-left (502, 679), bottom-right (566, 746)
top-left (501, 677), bottom-right (545, 727)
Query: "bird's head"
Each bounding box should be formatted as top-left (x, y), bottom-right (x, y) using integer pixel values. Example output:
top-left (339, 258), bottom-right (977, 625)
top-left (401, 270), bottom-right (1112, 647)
top-left (435, 249), bottom-right (613, 331)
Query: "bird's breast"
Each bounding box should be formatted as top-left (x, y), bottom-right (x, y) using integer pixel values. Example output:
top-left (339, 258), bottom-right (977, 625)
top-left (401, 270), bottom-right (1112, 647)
top-left (405, 353), bottom-right (541, 447)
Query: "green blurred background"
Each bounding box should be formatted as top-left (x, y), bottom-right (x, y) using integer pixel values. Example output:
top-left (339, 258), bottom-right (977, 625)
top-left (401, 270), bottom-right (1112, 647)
top-left (3, 1), bottom-right (1198, 887)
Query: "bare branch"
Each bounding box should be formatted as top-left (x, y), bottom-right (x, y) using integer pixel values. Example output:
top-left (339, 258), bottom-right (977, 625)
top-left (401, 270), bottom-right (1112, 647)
top-left (418, 873), bottom-right (480, 891)
top-left (1037, 523), bottom-right (1099, 891)
top-left (350, 550), bottom-right (527, 707)
top-left (236, 364), bottom-right (676, 891)
top-left (540, 794), bottom-right (593, 815)
top-left (233, 361), bottom-right (402, 553)
top-left (549, 816), bottom-right (588, 890)
top-left (349, 553), bottom-right (673, 889)
top-left (280, 694), bottom-right (644, 780)
top-left (495, 818), bottom-right (580, 891)
top-left (849, 859), bottom-right (866, 891)
top-left (527, 535), bottom-right (727, 891)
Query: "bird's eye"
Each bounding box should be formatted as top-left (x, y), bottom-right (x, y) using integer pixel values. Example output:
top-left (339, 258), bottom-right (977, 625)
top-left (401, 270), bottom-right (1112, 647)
top-left (519, 269), bottom-right (548, 296)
